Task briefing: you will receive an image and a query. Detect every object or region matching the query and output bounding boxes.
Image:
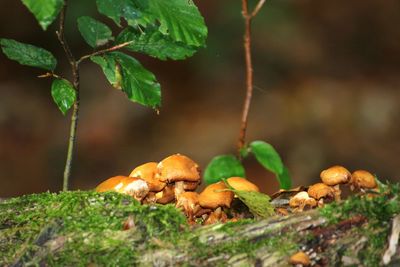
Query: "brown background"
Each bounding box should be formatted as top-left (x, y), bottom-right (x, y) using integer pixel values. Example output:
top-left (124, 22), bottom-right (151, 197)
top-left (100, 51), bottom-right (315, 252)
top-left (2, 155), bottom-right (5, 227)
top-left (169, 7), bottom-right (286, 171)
top-left (1, 0), bottom-right (399, 197)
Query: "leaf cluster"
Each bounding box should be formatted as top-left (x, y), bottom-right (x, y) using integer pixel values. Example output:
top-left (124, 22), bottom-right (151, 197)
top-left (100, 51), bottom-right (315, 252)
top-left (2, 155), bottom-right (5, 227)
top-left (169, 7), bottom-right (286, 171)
top-left (204, 140), bottom-right (292, 190)
top-left (0, 0), bottom-right (207, 114)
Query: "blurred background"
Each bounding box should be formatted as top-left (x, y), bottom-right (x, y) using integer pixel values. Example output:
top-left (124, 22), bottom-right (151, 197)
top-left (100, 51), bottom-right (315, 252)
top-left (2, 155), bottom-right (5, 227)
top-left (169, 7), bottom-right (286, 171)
top-left (1, 0), bottom-right (399, 197)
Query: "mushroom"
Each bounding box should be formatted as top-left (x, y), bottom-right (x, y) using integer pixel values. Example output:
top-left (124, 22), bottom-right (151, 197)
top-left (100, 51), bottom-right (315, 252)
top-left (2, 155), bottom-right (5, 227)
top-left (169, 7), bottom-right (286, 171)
top-left (198, 182), bottom-right (234, 224)
top-left (154, 185), bottom-right (175, 204)
top-left (289, 191), bottom-right (317, 212)
top-left (226, 177), bottom-right (260, 193)
top-left (129, 162), bottom-right (166, 192)
top-left (320, 165), bottom-right (351, 201)
top-left (156, 154), bottom-right (201, 201)
top-left (175, 192), bottom-right (200, 224)
top-left (289, 251), bottom-right (310, 266)
top-left (307, 183), bottom-right (334, 207)
top-left (96, 176), bottom-right (149, 202)
top-left (350, 170), bottom-right (378, 192)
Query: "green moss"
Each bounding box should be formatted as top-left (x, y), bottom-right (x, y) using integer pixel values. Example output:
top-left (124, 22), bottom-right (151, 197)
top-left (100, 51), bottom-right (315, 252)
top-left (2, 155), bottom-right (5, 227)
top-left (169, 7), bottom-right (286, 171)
top-left (0, 191), bottom-right (187, 266)
top-left (320, 182), bottom-right (399, 267)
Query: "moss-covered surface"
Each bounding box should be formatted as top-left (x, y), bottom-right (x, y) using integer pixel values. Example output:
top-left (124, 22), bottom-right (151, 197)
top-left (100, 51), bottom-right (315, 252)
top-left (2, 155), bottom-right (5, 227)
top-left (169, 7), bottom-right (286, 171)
top-left (320, 183), bottom-right (400, 266)
top-left (0, 184), bottom-right (399, 266)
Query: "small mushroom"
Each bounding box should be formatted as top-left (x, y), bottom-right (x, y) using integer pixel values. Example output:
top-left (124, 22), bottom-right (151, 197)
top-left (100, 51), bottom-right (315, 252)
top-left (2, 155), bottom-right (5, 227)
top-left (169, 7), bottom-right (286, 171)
top-left (226, 177), bottom-right (260, 193)
top-left (156, 154), bottom-right (201, 201)
top-left (129, 162), bottom-right (166, 192)
top-left (176, 192), bottom-right (200, 224)
top-left (351, 170), bottom-right (378, 192)
top-left (289, 251), bottom-right (310, 266)
top-left (308, 183), bottom-right (335, 207)
top-left (289, 191), bottom-right (317, 212)
top-left (198, 182), bottom-right (234, 224)
top-left (96, 176), bottom-right (149, 202)
top-left (320, 165), bottom-right (351, 201)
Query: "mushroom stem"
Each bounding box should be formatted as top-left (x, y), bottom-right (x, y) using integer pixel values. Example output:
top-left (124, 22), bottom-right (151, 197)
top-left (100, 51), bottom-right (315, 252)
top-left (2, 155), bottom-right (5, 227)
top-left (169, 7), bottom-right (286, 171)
top-left (174, 181), bottom-right (185, 201)
top-left (332, 185), bottom-right (342, 202)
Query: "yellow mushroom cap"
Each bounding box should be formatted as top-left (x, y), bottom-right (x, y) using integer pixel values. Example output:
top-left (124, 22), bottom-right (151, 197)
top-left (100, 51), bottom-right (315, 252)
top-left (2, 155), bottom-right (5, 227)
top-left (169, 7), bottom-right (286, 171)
top-left (198, 182), bottom-right (234, 209)
top-left (226, 177), bottom-right (260, 192)
top-left (96, 176), bottom-right (126, 193)
top-left (289, 191), bottom-right (316, 208)
top-left (95, 176), bottom-right (149, 201)
top-left (129, 162), bottom-right (166, 192)
top-left (351, 170), bottom-right (377, 189)
top-left (307, 183), bottom-right (334, 200)
top-left (156, 154), bottom-right (201, 183)
top-left (289, 251), bottom-right (310, 266)
top-left (320, 165), bottom-right (351, 186)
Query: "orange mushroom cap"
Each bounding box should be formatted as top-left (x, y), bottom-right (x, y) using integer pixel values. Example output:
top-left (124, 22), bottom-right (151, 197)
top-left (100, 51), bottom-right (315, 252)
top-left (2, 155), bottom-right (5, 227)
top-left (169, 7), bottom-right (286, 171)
top-left (307, 183), bottom-right (334, 200)
top-left (320, 165), bottom-right (351, 186)
top-left (129, 162), bottom-right (166, 192)
top-left (96, 176), bottom-right (149, 201)
top-left (198, 182), bottom-right (234, 209)
top-left (226, 177), bottom-right (260, 192)
top-left (156, 154), bottom-right (200, 183)
top-left (351, 170), bottom-right (377, 189)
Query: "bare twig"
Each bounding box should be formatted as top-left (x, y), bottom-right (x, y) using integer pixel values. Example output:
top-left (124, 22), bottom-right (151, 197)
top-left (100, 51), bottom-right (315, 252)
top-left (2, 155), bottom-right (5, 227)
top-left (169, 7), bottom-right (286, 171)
top-left (251, 0), bottom-right (266, 17)
top-left (237, 0), bottom-right (267, 156)
top-left (56, 0), bottom-right (80, 191)
top-left (37, 72), bottom-right (61, 79)
top-left (77, 41), bottom-right (133, 64)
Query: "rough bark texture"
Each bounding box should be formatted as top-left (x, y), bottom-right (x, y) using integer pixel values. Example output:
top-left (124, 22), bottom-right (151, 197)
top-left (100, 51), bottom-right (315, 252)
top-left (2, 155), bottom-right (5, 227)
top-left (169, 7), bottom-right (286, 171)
top-left (1, 191), bottom-right (399, 266)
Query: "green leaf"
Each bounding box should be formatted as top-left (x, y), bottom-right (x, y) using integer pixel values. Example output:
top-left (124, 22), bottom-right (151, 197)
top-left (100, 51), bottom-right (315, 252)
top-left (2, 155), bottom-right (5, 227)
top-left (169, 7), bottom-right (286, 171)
top-left (21, 0), bottom-right (63, 30)
top-left (91, 52), bottom-right (161, 108)
top-left (0, 39), bottom-right (57, 71)
top-left (224, 179), bottom-right (274, 219)
top-left (203, 155), bottom-right (246, 185)
top-left (51, 79), bottom-right (76, 115)
top-left (148, 0), bottom-right (207, 47)
top-left (96, 0), bottom-right (149, 27)
top-left (277, 166), bottom-right (292, 190)
top-left (116, 26), bottom-right (196, 60)
top-left (250, 141), bottom-right (284, 175)
top-left (91, 55), bottom-right (122, 89)
top-left (77, 16), bottom-right (114, 48)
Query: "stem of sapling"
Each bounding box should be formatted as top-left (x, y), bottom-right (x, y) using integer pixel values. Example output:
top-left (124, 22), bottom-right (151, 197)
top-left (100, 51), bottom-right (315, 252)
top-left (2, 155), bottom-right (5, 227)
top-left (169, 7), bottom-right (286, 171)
top-left (237, 0), bottom-right (267, 157)
top-left (56, 1), bottom-right (134, 191)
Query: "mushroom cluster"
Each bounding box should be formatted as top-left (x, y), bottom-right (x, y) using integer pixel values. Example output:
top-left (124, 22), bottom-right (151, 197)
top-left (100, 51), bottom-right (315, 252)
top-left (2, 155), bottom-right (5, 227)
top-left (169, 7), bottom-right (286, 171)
top-left (276, 165), bottom-right (379, 214)
top-left (95, 154), bottom-right (261, 225)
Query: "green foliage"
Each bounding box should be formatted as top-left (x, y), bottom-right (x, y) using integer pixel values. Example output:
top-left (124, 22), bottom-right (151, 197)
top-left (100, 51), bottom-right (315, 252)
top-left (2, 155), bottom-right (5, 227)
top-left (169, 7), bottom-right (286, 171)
top-left (147, 0), bottom-right (207, 47)
top-left (96, 0), bottom-right (148, 27)
top-left (204, 141), bottom-right (292, 189)
top-left (224, 179), bottom-right (275, 219)
top-left (51, 79), bottom-right (76, 115)
top-left (92, 52), bottom-right (161, 108)
top-left (91, 55), bottom-right (122, 89)
top-left (277, 166), bottom-right (292, 190)
top-left (250, 141), bottom-right (283, 175)
top-left (21, 0), bottom-right (63, 30)
top-left (0, 39), bottom-right (57, 71)
top-left (77, 16), bottom-right (113, 48)
top-left (117, 26), bottom-right (197, 60)
top-left (203, 155), bottom-right (246, 185)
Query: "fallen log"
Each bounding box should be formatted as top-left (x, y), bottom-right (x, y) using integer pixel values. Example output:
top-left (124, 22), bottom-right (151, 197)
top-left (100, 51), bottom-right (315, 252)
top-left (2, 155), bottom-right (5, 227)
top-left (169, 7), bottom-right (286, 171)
top-left (0, 186), bottom-right (399, 266)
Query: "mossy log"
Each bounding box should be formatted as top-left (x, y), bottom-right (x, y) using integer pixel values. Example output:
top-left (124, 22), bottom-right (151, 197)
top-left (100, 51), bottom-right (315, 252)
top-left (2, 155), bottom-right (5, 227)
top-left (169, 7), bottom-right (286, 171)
top-left (0, 189), bottom-right (399, 266)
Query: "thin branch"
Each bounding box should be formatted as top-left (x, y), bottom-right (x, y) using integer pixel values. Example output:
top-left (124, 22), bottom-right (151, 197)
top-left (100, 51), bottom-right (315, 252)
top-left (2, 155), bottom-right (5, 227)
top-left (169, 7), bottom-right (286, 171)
top-left (56, 0), bottom-right (80, 192)
top-left (237, 0), bottom-right (254, 155)
top-left (37, 72), bottom-right (62, 79)
top-left (56, 1), bottom-right (75, 66)
top-left (77, 41), bottom-right (133, 64)
top-left (251, 0), bottom-right (266, 18)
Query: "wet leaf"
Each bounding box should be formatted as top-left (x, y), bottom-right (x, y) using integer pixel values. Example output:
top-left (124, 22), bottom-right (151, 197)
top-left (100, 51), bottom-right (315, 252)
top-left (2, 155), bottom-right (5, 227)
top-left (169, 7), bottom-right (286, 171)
top-left (21, 0), bottom-right (63, 30)
top-left (51, 79), bottom-right (76, 115)
top-left (77, 16), bottom-right (113, 48)
top-left (204, 155), bottom-right (245, 185)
